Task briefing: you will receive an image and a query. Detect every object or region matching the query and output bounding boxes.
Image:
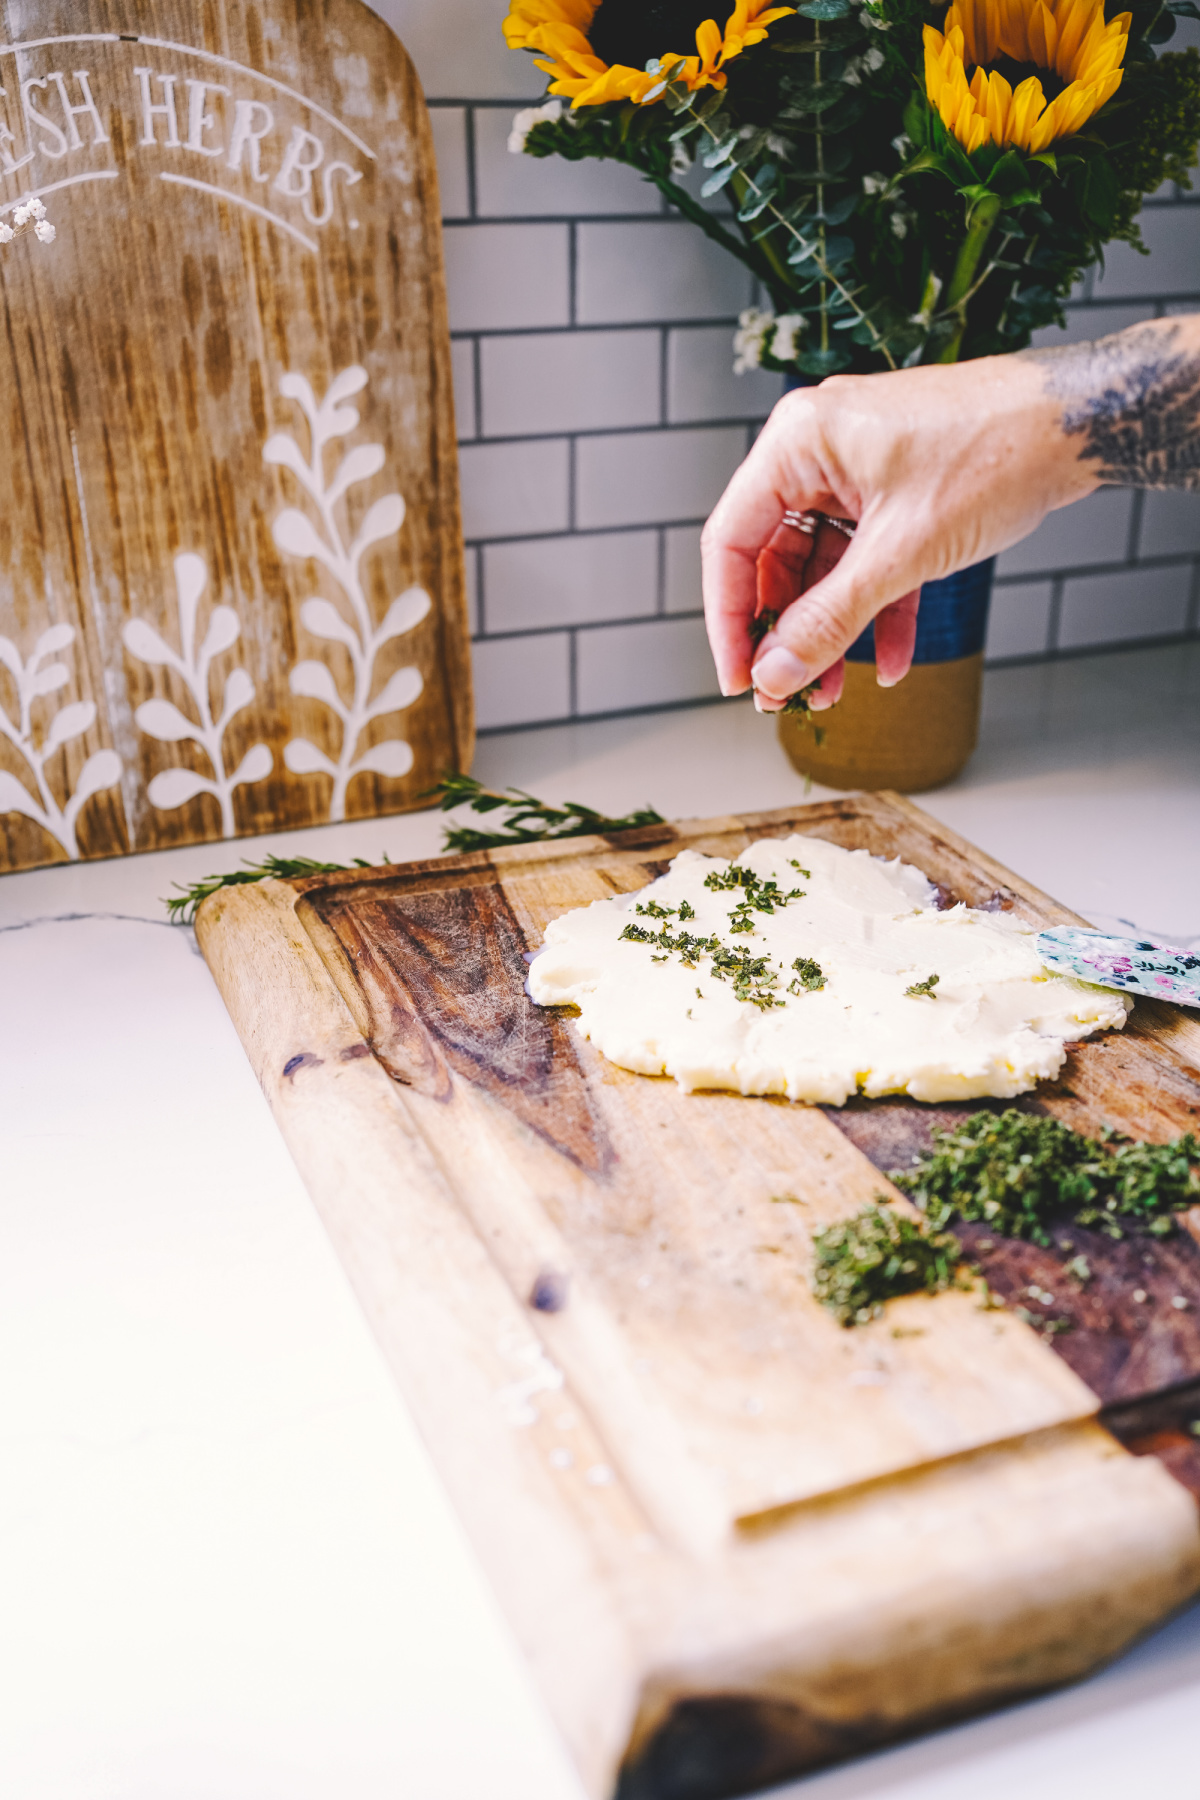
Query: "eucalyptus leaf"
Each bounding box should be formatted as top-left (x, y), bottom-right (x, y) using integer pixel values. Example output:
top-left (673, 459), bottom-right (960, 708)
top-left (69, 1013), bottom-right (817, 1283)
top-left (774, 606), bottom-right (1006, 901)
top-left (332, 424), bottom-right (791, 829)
top-left (701, 161), bottom-right (738, 197)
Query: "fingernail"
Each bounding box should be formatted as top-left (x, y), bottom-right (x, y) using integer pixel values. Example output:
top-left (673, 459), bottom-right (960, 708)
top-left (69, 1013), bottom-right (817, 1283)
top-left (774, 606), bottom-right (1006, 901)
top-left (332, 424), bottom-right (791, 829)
top-left (752, 646), bottom-right (810, 699)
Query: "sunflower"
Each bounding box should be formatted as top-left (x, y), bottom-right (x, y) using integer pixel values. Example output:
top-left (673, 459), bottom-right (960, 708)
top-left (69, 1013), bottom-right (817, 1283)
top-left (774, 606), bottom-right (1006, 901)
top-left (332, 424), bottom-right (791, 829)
top-left (503, 0), bottom-right (796, 108)
top-left (924, 0), bottom-right (1130, 155)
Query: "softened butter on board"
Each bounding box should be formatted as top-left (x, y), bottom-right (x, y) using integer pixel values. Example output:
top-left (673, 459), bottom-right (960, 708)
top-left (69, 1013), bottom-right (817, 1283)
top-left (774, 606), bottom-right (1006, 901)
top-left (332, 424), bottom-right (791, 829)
top-left (526, 835), bottom-right (1130, 1106)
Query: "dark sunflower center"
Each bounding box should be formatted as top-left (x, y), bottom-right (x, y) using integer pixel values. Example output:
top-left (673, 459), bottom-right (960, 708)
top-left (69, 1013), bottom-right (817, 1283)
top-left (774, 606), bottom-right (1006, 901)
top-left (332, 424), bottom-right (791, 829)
top-left (971, 54), bottom-right (1068, 103)
top-left (588, 0), bottom-right (717, 72)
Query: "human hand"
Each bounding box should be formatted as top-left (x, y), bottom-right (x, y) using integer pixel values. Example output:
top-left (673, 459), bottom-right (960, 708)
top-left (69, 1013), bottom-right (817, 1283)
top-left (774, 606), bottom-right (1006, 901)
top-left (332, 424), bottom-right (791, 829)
top-left (702, 351), bottom-right (1100, 710)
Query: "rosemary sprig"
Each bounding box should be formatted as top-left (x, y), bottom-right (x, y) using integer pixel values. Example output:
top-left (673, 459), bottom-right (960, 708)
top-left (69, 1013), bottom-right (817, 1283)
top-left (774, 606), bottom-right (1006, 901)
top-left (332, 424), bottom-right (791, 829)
top-left (165, 854), bottom-right (381, 924)
top-left (162, 774), bottom-right (667, 920)
top-left (433, 773), bottom-right (664, 853)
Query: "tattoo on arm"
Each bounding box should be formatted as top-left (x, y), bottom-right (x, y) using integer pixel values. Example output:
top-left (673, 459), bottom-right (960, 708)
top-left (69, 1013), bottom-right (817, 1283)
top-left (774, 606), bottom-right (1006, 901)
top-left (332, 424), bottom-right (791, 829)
top-left (1026, 321), bottom-right (1200, 491)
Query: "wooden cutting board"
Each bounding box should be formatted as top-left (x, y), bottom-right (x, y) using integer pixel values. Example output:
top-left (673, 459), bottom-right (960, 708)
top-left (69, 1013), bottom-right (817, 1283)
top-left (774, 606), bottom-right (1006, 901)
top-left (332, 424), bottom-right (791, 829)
top-left (196, 792), bottom-right (1200, 1800)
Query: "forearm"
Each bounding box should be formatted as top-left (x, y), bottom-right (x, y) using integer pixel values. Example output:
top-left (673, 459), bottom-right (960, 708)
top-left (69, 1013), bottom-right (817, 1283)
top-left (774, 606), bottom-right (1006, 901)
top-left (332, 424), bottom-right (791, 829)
top-left (1023, 315), bottom-right (1200, 492)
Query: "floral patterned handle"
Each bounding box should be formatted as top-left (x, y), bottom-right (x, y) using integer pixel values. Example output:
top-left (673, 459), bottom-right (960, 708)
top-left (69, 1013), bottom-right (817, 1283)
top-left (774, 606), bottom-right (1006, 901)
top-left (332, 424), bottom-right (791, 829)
top-left (1036, 927), bottom-right (1200, 1008)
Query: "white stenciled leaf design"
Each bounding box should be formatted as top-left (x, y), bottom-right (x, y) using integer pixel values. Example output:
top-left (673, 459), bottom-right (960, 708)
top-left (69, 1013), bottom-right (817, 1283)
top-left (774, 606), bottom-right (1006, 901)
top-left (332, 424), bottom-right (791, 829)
top-left (124, 553), bottom-right (272, 838)
top-left (0, 622), bottom-right (121, 860)
top-left (221, 668), bottom-right (254, 723)
top-left (367, 666), bottom-right (423, 721)
top-left (352, 740), bottom-right (414, 779)
top-left (35, 623), bottom-right (75, 657)
top-left (298, 599), bottom-right (358, 649)
top-left (30, 661), bottom-right (70, 698)
top-left (134, 698), bottom-right (198, 741)
top-left (122, 618), bottom-right (177, 667)
top-left (265, 364), bottom-right (429, 823)
top-left (147, 766), bottom-right (218, 809)
top-left (377, 588), bottom-right (433, 644)
top-left (43, 700), bottom-right (96, 756)
top-left (284, 737), bottom-right (338, 776)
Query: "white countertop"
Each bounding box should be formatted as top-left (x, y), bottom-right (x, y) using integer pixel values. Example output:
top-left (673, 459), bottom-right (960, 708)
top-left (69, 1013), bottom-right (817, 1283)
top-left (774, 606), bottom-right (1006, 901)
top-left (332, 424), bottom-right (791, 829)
top-left (3, 640), bottom-right (1199, 1800)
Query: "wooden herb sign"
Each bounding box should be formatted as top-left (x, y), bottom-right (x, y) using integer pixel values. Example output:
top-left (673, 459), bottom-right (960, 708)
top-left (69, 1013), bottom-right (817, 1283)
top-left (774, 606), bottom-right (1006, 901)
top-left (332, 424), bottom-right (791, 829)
top-left (0, 0), bottom-right (471, 873)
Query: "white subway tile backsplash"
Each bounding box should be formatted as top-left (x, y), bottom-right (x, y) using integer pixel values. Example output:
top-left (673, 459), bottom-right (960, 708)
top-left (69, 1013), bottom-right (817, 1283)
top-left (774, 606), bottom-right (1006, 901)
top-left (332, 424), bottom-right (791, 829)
top-left (443, 223), bottom-right (570, 332)
top-left (1030, 302), bottom-right (1154, 349)
top-left (480, 330), bottom-right (661, 436)
top-left (577, 220), bottom-right (754, 324)
top-left (576, 616), bottom-right (722, 714)
top-left (422, 45), bottom-right (1199, 729)
top-left (577, 426), bottom-right (746, 530)
top-left (985, 582), bottom-right (1054, 660)
top-left (368, 0), bottom-right (541, 100)
top-left (1057, 562), bottom-right (1192, 649)
top-left (472, 631), bottom-right (572, 730)
top-left (428, 106), bottom-right (470, 218)
top-left (996, 487), bottom-right (1135, 577)
top-left (483, 532), bottom-right (658, 632)
top-left (450, 337), bottom-right (476, 439)
top-left (458, 438), bottom-right (570, 541)
top-left (1139, 490), bottom-right (1200, 559)
top-left (1091, 204), bottom-right (1200, 300)
top-left (473, 108), bottom-right (661, 217)
top-left (667, 325), bottom-right (785, 423)
top-left (664, 525), bottom-right (703, 614)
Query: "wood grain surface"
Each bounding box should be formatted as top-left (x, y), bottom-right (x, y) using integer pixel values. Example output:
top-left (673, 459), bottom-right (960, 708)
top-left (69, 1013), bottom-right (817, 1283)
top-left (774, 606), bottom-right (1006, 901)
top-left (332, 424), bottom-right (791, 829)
top-left (0, 0), bottom-right (470, 873)
top-left (196, 794), bottom-right (1200, 1800)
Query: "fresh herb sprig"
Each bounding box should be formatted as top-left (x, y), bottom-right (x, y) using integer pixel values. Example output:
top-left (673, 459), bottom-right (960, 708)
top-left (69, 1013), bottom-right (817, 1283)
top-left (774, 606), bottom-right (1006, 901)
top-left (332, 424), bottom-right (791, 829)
top-left (812, 1202), bottom-right (966, 1326)
top-left (163, 774), bottom-right (667, 921)
top-left (434, 773), bottom-right (665, 853)
top-left (905, 973), bottom-right (940, 998)
top-left (165, 854), bottom-right (382, 925)
top-left (749, 608), bottom-right (823, 727)
top-left (892, 1109), bottom-right (1200, 1244)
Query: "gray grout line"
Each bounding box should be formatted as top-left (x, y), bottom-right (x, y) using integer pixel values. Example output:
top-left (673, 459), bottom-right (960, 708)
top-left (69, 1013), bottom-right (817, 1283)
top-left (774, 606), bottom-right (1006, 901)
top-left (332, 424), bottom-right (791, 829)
top-left (464, 104), bottom-right (478, 220)
top-left (568, 627), bottom-right (578, 716)
top-left (993, 550), bottom-right (1200, 587)
top-left (567, 435), bottom-right (577, 534)
top-left (459, 418), bottom-right (774, 450)
top-left (1126, 488), bottom-right (1146, 562)
top-left (471, 336), bottom-right (483, 441)
top-left (475, 543), bottom-right (487, 637)
top-left (655, 526), bottom-right (667, 616)
top-left (1046, 576), bottom-right (1065, 654)
top-left (1188, 560), bottom-right (1200, 634)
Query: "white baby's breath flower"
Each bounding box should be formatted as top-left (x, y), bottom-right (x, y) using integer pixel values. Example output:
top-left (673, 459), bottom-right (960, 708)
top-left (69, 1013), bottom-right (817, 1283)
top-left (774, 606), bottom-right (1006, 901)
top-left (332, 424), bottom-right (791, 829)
top-left (27, 197), bottom-right (45, 218)
top-left (864, 45), bottom-right (885, 70)
top-left (841, 59), bottom-right (862, 86)
top-left (733, 307), bottom-right (775, 374)
top-left (34, 219), bottom-right (55, 242)
top-left (765, 133), bottom-right (790, 157)
top-left (770, 313), bottom-right (806, 363)
top-left (890, 212), bottom-right (908, 238)
top-left (508, 98), bottom-right (563, 154)
top-left (861, 171), bottom-right (888, 195)
top-left (892, 133), bottom-right (913, 157)
top-left (13, 202), bottom-right (30, 226)
top-left (0, 222), bottom-right (13, 243)
top-left (671, 143), bottom-right (692, 175)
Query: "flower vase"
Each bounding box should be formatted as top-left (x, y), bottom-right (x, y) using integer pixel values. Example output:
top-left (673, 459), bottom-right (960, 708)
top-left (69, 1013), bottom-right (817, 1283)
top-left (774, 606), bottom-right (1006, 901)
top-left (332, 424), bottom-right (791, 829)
top-left (774, 372), bottom-right (993, 792)
top-left (776, 555), bottom-right (995, 792)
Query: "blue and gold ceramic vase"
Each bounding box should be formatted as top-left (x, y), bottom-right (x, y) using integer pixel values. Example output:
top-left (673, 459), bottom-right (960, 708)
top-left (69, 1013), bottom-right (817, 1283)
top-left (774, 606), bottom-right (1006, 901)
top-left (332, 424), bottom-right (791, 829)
top-left (777, 556), bottom-right (995, 792)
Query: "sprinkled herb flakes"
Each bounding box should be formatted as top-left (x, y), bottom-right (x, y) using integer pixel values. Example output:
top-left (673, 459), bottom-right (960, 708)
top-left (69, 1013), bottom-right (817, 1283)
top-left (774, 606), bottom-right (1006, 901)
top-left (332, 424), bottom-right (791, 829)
top-left (619, 858), bottom-right (820, 1011)
top-left (905, 973), bottom-right (940, 999)
top-left (812, 1203), bottom-right (966, 1327)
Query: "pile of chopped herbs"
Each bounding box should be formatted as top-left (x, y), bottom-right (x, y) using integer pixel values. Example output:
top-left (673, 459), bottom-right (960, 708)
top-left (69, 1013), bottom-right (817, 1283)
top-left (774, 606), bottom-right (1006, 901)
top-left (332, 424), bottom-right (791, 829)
top-left (433, 774), bottom-right (664, 853)
top-left (892, 1110), bottom-right (1200, 1244)
top-left (812, 1110), bottom-right (1200, 1328)
top-left (748, 609), bottom-right (822, 729)
top-left (811, 1203), bottom-right (966, 1327)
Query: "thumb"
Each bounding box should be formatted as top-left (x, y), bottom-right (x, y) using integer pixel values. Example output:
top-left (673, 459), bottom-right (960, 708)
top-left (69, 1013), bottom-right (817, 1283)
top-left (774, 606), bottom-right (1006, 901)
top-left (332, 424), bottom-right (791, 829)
top-left (750, 520), bottom-right (924, 701)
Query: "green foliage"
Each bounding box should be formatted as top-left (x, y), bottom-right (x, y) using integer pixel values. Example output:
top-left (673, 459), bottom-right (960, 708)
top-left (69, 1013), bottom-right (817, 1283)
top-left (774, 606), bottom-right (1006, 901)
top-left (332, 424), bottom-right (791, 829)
top-left (165, 854), bottom-right (381, 924)
top-left (164, 778), bottom-right (666, 919)
top-left (433, 773), bottom-right (664, 852)
top-left (812, 1201), bottom-right (965, 1325)
top-left (892, 1108), bottom-right (1200, 1244)
top-left (511, 0), bottom-right (1200, 371)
